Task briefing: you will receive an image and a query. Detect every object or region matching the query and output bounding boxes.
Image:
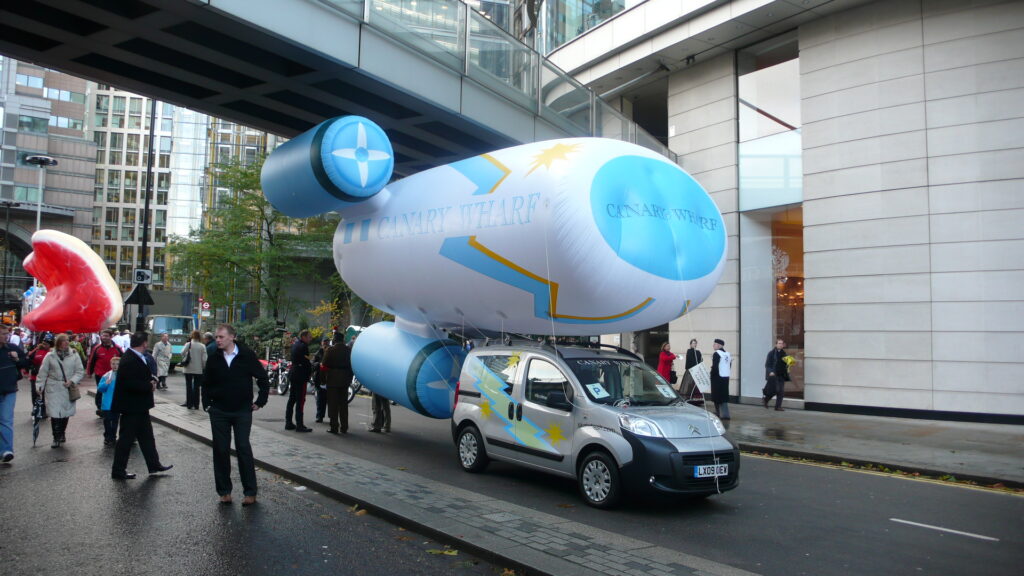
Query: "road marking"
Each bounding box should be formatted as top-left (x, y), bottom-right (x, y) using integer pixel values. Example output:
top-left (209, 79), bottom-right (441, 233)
top-left (889, 518), bottom-right (999, 541)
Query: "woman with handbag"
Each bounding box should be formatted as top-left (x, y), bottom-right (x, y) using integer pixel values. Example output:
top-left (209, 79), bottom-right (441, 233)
top-left (657, 342), bottom-right (678, 385)
top-left (181, 331), bottom-right (207, 410)
top-left (35, 333), bottom-right (85, 448)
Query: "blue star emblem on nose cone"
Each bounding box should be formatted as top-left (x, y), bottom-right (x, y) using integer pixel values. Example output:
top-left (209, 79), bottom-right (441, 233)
top-left (320, 116), bottom-right (394, 197)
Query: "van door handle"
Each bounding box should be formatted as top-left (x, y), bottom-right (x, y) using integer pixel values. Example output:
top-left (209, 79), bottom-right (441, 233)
top-left (507, 402), bottom-right (515, 420)
top-left (516, 404), bottom-right (523, 421)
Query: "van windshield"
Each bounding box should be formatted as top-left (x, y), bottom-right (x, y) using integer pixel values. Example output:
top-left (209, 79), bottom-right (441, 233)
top-left (150, 316), bottom-right (193, 335)
top-left (565, 358), bottom-right (681, 406)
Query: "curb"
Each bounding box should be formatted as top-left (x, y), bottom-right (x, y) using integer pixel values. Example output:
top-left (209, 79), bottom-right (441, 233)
top-left (736, 441), bottom-right (1023, 490)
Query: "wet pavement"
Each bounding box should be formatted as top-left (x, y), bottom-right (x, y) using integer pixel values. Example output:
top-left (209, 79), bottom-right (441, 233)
top-left (0, 387), bottom-right (507, 576)
top-left (4, 376), bottom-right (1022, 576)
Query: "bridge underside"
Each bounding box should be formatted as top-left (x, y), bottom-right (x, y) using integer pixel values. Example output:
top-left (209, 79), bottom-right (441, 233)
top-left (0, 0), bottom-right (519, 178)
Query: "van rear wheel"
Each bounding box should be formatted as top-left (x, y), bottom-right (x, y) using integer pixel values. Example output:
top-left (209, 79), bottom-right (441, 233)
top-left (578, 451), bottom-right (621, 509)
top-left (457, 425), bottom-right (489, 473)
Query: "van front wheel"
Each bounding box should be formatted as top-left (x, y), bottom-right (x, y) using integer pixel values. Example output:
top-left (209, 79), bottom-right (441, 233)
top-left (457, 425), bottom-right (489, 473)
top-left (578, 451), bottom-right (621, 509)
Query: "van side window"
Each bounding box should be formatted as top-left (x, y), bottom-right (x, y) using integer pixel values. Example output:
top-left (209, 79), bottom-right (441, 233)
top-left (526, 359), bottom-right (569, 405)
top-left (479, 355), bottom-right (517, 391)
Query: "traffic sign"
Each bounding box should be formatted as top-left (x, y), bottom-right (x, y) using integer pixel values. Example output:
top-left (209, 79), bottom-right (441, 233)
top-left (201, 301), bottom-right (211, 310)
top-left (133, 269), bottom-right (152, 284)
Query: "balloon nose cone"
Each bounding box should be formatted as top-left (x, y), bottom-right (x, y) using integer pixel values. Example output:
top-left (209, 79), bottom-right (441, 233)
top-left (590, 156), bottom-right (726, 281)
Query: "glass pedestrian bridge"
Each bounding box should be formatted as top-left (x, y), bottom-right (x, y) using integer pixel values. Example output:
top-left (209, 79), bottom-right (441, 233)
top-left (313, 0), bottom-right (677, 162)
top-left (0, 0), bottom-right (676, 173)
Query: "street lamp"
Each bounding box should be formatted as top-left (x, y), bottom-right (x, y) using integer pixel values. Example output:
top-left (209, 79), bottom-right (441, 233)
top-left (24, 155), bottom-right (58, 232)
top-left (24, 155), bottom-right (57, 290)
top-left (0, 200), bottom-right (20, 313)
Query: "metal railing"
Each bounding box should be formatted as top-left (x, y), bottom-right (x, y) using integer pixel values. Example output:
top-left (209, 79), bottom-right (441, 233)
top-left (316, 0), bottom-right (677, 163)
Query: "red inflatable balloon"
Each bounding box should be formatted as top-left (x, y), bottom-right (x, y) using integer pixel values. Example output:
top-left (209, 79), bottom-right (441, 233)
top-left (22, 230), bottom-right (123, 333)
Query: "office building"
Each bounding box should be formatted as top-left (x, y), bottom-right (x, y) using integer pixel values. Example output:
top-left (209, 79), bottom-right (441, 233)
top-left (0, 56), bottom-right (96, 312)
top-left (535, 0), bottom-right (1023, 420)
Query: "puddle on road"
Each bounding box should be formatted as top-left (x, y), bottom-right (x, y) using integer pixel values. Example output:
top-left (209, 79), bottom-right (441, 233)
top-left (728, 421), bottom-right (804, 443)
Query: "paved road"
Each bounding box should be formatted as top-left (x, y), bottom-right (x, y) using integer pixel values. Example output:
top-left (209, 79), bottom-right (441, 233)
top-left (145, 382), bottom-right (1024, 576)
top-left (0, 395), bottom-right (507, 576)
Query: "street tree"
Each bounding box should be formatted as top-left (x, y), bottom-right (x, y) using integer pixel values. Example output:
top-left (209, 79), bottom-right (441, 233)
top-left (168, 154), bottom-right (334, 321)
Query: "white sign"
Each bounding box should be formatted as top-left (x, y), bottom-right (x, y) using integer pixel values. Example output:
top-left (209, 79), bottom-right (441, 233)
top-left (585, 383), bottom-right (610, 399)
top-left (133, 268), bottom-right (152, 284)
top-left (689, 363), bottom-right (712, 394)
top-left (201, 310), bottom-right (212, 317)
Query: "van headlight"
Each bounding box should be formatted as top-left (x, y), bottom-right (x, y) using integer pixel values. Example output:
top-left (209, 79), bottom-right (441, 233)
top-left (619, 414), bottom-right (664, 438)
top-left (709, 414), bottom-right (726, 436)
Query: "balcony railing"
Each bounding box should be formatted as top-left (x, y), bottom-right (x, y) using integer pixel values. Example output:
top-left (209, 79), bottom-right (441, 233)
top-left (315, 0), bottom-right (677, 163)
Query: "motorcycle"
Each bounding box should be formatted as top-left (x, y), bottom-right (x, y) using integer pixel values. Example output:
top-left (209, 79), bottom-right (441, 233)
top-left (259, 357), bottom-right (291, 395)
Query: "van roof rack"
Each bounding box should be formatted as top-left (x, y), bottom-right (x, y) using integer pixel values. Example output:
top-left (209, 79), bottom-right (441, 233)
top-left (579, 342), bottom-right (643, 361)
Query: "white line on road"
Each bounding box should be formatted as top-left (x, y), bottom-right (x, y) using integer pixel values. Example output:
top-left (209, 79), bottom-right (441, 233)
top-left (890, 518), bottom-right (1000, 541)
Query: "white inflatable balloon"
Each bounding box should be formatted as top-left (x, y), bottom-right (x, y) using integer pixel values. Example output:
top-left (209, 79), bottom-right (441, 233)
top-left (333, 138), bottom-right (726, 336)
top-left (261, 116), bottom-right (727, 417)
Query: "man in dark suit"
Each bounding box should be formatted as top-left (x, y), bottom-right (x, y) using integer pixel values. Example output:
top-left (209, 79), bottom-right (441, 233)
top-left (285, 329), bottom-right (313, 432)
top-left (202, 323), bottom-right (270, 506)
top-left (111, 332), bottom-right (173, 480)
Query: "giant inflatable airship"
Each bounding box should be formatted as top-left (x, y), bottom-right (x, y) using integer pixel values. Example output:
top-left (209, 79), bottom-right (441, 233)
top-left (262, 116), bottom-right (725, 419)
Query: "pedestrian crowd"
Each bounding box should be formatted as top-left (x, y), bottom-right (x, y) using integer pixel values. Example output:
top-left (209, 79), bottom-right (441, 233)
top-left (658, 335), bottom-right (798, 420)
top-left (0, 321), bottom-right (373, 508)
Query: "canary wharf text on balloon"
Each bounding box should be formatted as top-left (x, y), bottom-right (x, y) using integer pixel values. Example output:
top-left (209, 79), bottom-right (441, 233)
top-left (372, 193), bottom-right (541, 240)
top-left (604, 203), bottom-right (720, 231)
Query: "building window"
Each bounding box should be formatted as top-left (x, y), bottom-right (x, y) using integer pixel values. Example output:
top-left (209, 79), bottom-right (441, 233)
top-left (44, 88), bottom-right (86, 103)
top-left (15, 73), bottom-right (43, 88)
top-left (103, 245), bottom-right (117, 262)
top-left (94, 132), bottom-right (107, 149)
top-left (105, 208), bottom-right (118, 225)
top-left (92, 207), bottom-right (102, 224)
top-left (48, 115), bottom-right (84, 130)
top-left (738, 31), bottom-right (802, 212)
top-left (17, 115), bottom-right (48, 134)
top-left (94, 113), bottom-right (108, 128)
top-left (96, 95), bottom-right (110, 112)
top-left (107, 188), bottom-right (120, 203)
top-left (126, 133), bottom-right (139, 152)
top-left (119, 246), bottom-right (134, 262)
top-left (110, 133), bottom-right (124, 150)
top-left (13, 186), bottom-right (40, 203)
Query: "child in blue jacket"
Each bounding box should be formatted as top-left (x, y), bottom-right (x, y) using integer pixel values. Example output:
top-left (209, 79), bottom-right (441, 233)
top-left (96, 356), bottom-right (120, 446)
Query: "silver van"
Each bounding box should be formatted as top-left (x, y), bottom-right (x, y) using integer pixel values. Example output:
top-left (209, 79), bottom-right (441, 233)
top-left (451, 342), bottom-right (739, 508)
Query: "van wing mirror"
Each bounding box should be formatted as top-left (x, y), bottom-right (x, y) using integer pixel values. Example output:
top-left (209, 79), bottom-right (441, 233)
top-left (546, 391), bottom-right (572, 411)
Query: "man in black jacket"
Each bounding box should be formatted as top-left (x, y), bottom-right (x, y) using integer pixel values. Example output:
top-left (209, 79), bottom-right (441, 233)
top-left (111, 332), bottom-right (173, 480)
top-left (763, 338), bottom-right (791, 411)
top-left (202, 323), bottom-right (269, 506)
top-left (284, 329), bottom-right (313, 432)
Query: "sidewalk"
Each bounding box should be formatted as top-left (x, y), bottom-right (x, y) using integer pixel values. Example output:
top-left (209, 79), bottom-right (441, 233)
top-left (720, 401), bottom-right (1024, 487)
